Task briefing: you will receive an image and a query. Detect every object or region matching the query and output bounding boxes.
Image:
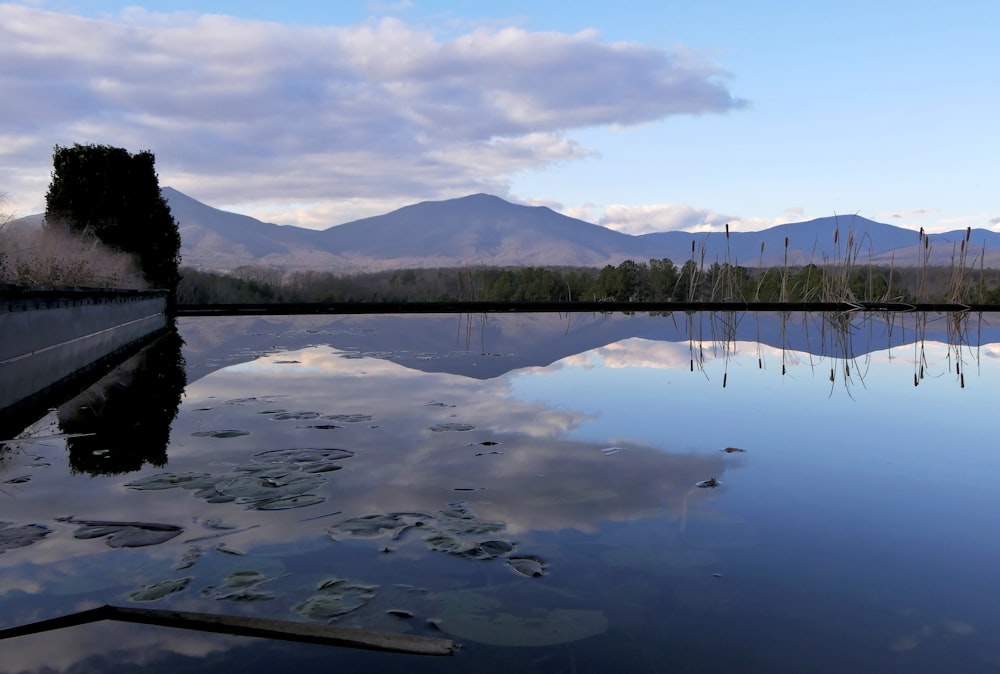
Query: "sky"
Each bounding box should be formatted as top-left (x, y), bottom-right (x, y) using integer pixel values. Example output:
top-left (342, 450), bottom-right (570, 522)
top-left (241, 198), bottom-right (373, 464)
top-left (1, 0), bottom-right (997, 235)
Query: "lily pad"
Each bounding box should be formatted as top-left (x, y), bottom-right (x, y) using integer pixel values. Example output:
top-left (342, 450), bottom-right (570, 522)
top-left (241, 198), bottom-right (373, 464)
top-left (271, 411), bottom-right (322, 420)
top-left (329, 513), bottom-right (429, 540)
top-left (0, 522), bottom-right (51, 553)
top-left (251, 448), bottom-right (354, 475)
top-left (507, 556), bottom-right (548, 578)
top-left (294, 581), bottom-right (378, 620)
top-left (433, 587), bottom-right (607, 647)
top-left (128, 577), bottom-right (191, 602)
top-left (125, 472), bottom-right (216, 491)
top-left (428, 423), bottom-right (476, 432)
top-left (191, 430), bottom-right (250, 439)
top-left (173, 545), bottom-right (204, 570)
top-left (324, 414), bottom-right (373, 423)
top-left (69, 520), bottom-right (183, 548)
top-left (255, 494), bottom-right (326, 510)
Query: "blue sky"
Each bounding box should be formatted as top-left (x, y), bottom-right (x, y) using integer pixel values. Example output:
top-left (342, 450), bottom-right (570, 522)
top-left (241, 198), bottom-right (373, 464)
top-left (1, 1), bottom-right (997, 234)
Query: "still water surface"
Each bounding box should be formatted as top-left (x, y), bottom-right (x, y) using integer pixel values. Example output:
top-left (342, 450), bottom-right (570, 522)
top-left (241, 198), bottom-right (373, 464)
top-left (2, 311), bottom-right (999, 673)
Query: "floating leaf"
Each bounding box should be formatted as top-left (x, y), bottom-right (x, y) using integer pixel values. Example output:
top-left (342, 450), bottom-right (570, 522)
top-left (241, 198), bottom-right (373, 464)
top-left (271, 411), bottom-right (322, 420)
top-left (294, 582), bottom-right (378, 620)
top-left (601, 447), bottom-right (624, 456)
top-left (722, 447), bottom-right (747, 453)
top-left (251, 448), bottom-right (354, 475)
top-left (695, 478), bottom-right (720, 488)
top-left (329, 513), bottom-right (429, 540)
top-left (433, 587), bottom-right (606, 647)
top-left (223, 570), bottom-right (264, 588)
top-left (69, 520), bottom-right (183, 548)
top-left (325, 414), bottom-right (373, 423)
top-left (128, 577), bottom-right (191, 602)
top-left (125, 472), bottom-right (216, 491)
top-left (428, 423), bottom-right (476, 432)
top-left (0, 522), bottom-right (51, 554)
top-left (507, 556), bottom-right (548, 578)
top-left (191, 430), bottom-right (250, 439)
top-left (255, 494), bottom-right (326, 510)
top-left (173, 545), bottom-right (204, 570)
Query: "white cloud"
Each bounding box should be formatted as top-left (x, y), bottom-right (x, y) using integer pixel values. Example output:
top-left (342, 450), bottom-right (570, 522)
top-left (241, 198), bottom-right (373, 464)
top-left (0, 5), bottom-right (742, 227)
top-left (598, 203), bottom-right (737, 234)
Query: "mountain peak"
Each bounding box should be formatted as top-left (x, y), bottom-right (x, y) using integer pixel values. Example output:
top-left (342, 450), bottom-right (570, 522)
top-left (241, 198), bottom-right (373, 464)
top-left (158, 188), bottom-right (1000, 272)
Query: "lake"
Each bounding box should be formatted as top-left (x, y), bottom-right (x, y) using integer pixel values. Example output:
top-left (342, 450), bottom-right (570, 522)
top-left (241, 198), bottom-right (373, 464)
top-left (2, 311), bottom-right (999, 673)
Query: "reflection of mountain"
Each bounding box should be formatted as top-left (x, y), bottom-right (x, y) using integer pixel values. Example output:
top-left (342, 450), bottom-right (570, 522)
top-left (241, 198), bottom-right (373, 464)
top-left (179, 311), bottom-right (1000, 383)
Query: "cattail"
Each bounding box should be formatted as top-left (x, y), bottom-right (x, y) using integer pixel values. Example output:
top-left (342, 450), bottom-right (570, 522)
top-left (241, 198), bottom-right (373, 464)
top-left (758, 357), bottom-right (762, 369)
top-left (725, 223), bottom-right (730, 239)
top-left (919, 227), bottom-right (924, 240)
top-left (691, 240), bottom-right (695, 254)
top-left (834, 229), bottom-right (839, 245)
top-left (829, 367), bottom-right (834, 382)
top-left (966, 226), bottom-right (972, 242)
top-left (914, 373), bottom-right (919, 387)
top-left (782, 363), bottom-right (786, 375)
top-left (760, 241), bottom-right (765, 254)
top-left (961, 373), bottom-right (965, 388)
top-left (848, 234), bottom-right (854, 248)
top-left (723, 372), bottom-right (727, 388)
top-left (690, 359), bottom-right (694, 372)
top-left (846, 364), bottom-right (850, 377)
top-left (925, 236), bottom-right (929, 250)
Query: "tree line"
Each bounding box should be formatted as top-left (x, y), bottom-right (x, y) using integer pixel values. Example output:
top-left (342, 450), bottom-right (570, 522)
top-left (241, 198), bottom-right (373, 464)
top-left (177, 258), bottom-right (1000, 305)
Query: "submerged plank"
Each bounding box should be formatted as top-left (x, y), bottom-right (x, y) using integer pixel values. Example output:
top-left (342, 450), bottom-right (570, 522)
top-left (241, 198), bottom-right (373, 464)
top-left (0, 605), bottom-right (457, 656)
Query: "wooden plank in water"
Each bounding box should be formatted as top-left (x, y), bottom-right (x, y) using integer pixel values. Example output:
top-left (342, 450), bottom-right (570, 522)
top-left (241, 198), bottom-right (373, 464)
top-left (0, 604), bottom-right (457, 656)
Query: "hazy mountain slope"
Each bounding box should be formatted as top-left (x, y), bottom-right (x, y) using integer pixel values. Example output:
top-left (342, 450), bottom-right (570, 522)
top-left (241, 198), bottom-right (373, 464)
top-left (106, 188), bottom-right (1000, 272)
top-left (314, 193), bottom-right (635, 268)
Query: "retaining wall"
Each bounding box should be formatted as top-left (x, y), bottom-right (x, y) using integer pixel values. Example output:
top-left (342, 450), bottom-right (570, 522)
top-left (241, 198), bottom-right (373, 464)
top-left (0, 288), bottom-right (169, 426)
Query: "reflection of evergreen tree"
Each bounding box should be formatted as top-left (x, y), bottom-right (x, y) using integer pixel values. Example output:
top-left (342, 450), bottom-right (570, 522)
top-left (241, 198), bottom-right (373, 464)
top-left (60, 324), bottom-right (186, 475)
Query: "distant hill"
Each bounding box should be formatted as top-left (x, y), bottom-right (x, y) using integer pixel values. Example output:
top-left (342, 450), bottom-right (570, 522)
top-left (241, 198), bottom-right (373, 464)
top-left (21, 188), bottom-right (1000, 272)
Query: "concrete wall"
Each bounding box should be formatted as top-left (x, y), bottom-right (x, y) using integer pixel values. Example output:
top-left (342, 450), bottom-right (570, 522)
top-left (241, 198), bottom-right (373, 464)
top-left (0, 289), bottom-right (168, 417)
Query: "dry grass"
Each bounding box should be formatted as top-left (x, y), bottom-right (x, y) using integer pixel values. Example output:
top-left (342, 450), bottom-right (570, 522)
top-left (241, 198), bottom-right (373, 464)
top-left (0, 218), bottom-right (147, 289)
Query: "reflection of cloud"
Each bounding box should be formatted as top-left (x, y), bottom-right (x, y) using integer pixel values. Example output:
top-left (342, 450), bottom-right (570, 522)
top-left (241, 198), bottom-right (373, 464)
top-left (559, 338), bottom-right (787, 371)
top-left (2, 620), bottom-right (242, 674)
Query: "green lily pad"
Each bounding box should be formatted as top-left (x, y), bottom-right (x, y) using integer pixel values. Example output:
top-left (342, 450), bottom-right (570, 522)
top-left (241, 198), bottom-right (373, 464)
top-left (128, 577), bottom-right (191, 602)
top-left (294, 581), bottom-right (378, 620)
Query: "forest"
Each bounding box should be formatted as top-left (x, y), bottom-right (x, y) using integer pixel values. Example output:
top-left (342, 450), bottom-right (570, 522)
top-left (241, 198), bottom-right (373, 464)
top-left (176, 257), bottom-right (1000, 306)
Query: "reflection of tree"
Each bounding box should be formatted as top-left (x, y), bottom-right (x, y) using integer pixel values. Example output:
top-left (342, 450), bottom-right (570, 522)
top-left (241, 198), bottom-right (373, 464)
top-left (59, 323), bottom-right (186, 475)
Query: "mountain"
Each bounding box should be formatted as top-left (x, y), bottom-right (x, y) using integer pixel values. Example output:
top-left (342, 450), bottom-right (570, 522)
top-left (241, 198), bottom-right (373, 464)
top-left (21, 188), bottom-right (1000, 271)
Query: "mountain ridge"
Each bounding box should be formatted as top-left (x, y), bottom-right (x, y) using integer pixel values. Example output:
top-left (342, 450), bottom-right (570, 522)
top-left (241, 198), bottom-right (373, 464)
top-left (19, 188), bottom-right (1000, 271)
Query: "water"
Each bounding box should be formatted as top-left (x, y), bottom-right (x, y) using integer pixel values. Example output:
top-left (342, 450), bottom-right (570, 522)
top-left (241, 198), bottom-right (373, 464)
top-left (2, 311), bottom-right (999, 673)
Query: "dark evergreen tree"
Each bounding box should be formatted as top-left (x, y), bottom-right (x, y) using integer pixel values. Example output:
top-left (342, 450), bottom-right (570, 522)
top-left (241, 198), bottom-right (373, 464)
top-left (45, 144), bottom-right (181, 292)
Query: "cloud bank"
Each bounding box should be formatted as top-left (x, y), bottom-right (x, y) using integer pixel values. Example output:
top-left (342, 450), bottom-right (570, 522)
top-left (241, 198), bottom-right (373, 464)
top-left (0, 4), bottom-right (742, 227)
